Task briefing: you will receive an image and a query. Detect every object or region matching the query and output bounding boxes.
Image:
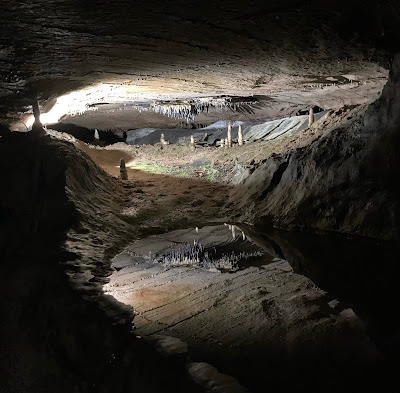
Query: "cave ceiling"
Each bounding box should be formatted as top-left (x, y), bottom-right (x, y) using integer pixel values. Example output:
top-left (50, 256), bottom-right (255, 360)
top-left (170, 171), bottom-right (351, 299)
top-left (1, 0), bottom-right (399, 130)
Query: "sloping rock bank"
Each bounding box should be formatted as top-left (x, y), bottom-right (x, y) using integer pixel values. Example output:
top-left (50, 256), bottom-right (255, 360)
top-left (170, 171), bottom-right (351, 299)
top-left (234, 54), bottom-right (400, 241)
top-left (0, 133), bottom-right (201, 392)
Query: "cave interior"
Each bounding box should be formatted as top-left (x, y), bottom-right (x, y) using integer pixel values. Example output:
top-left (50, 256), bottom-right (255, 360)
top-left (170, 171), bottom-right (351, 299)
top-left (1, 1), bottom-right (400, 392)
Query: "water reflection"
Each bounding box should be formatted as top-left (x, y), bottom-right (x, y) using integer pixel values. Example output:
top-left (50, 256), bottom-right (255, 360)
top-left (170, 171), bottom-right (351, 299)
top-left (121, 224), bottom-right (273, 273)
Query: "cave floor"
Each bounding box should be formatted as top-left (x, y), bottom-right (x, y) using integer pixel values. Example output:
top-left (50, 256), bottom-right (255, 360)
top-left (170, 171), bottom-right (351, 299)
top-left (103, 224), bottom-right (377, 392)
top-left (2, 127), bottom-right (398, 393)
top-left (77, 144), bottom-right (387, 393)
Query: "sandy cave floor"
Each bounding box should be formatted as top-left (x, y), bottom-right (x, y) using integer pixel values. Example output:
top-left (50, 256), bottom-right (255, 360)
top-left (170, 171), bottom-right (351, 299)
top-left (77, 104), bottom-right (368, 185)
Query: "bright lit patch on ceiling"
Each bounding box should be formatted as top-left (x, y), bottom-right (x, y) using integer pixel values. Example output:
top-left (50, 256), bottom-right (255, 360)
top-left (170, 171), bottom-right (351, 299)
top-left (23, 83), bottom-right (165, 129)
top-left (19, 83), bottom-right (259, 130)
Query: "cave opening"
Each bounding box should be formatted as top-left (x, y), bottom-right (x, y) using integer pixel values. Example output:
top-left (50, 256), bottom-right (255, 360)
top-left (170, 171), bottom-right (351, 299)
top-left (2, 1), bottom-right (400, 393)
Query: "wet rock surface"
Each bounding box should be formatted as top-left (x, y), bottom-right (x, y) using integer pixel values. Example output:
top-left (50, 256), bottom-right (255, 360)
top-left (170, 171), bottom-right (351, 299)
top-left (104, 225), bottom-right (380, 392)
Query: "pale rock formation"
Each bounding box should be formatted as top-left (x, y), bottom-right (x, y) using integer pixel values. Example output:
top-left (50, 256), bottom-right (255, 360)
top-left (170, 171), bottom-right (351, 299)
top-left (227, 121), bottom-right (232, 148)
top-left (31, 100), bottom-right (46, 137)
top-left (160, 133), bottom-right (169, 145)
top-left (238, 124), bottom-right (244, 146)
top-left (190, 134), bottom-right (195, 150)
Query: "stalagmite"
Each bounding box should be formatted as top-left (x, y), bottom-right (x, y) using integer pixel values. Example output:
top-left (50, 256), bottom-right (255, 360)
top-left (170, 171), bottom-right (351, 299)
top-left (309, 107), bottom-right (315, 126)
top-left (225, 138), bottom-right (228, 148)
top-left (227, 121), bottom-right (232, 147)
top-left (190, 135), bottom-right (195, 150)
top-left (220, 139), bottom-right (225, 148)
top-left (94, 129), bottom-right (100, 140)
top-left (238, 124), bottom-right (244, 146)
top-left (231, 225), bottom-right (236, 239)
top-left (160, 133), bottom-right (170, 145)
top-left (31, 100), bottom-right (46, 136)
top-left (120, 158), bottom-right (128, 180)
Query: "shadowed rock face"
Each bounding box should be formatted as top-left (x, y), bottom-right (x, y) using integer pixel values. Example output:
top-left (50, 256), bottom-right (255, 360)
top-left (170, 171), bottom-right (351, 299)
top-left (1, 0), bottom-right (399, 128)
top-left (234, 54), bottom-right (400, 241)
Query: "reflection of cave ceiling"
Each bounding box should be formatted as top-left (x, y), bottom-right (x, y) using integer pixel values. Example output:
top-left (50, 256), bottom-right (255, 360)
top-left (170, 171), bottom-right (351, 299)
top-left (1, 0), bottom-right (399, 129)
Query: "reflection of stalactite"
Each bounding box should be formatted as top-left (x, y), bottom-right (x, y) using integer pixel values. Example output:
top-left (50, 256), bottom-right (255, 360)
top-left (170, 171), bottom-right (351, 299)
top-left (153, 240), bottom-right (263, 272)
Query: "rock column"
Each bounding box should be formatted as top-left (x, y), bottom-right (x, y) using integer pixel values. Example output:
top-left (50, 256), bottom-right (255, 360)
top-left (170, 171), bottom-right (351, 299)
top-left (309, 108), bottom-right (315, 126)
top-left (190, 135), bottom-right (195, 150)
top-left (227, 122), bottom-right (232, 148)
top-left (31, 100), bottom-right (46, 136)
top-left (238, 124), bottom-right (244, 146)
top-left (120, 158), bottom-right (128, 180)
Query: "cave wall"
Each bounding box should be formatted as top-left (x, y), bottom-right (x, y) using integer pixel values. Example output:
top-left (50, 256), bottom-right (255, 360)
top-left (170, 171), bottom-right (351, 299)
top-left (234, 54), bottom-right (400, 241)
top-left (0, 134), bottom-right (199, 393)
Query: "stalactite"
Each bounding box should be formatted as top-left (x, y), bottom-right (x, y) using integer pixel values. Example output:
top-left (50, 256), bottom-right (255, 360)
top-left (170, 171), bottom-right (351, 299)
top-left (129, 97), bottom-right (258, 123)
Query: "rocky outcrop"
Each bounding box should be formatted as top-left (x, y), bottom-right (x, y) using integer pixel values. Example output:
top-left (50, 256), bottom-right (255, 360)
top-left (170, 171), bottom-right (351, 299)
top-left (234, 54), bottom-right (400, 240)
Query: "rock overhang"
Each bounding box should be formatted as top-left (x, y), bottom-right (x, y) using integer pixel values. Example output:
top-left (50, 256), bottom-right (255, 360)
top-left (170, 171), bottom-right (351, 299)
top-left (0, 0), bottom-right (398, 129)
